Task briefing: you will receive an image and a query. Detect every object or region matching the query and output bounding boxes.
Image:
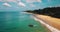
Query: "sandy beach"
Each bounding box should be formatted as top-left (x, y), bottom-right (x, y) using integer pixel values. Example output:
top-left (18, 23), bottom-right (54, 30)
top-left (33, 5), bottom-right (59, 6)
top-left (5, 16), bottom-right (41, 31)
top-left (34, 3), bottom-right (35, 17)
top-left (33, 14), bottom-right (60, 32)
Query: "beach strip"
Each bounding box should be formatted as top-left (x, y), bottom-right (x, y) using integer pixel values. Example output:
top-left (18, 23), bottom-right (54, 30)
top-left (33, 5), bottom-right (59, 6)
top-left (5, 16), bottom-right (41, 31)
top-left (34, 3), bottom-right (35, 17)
top-left (33, 14), bottom-right (60, 32)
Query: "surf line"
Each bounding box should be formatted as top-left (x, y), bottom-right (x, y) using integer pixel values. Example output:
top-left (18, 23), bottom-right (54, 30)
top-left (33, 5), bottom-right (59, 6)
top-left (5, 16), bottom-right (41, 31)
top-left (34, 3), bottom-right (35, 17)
top-left (33, 15), bottom-right (60, 32)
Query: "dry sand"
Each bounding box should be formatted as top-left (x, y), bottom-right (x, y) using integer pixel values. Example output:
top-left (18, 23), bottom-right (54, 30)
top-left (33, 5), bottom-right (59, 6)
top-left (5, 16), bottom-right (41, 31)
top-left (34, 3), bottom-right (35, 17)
top-left (33, 14), bottom-right (60, 32)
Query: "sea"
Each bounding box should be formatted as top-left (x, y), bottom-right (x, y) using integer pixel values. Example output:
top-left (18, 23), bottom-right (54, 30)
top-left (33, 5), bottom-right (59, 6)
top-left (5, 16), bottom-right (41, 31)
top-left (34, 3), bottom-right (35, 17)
top-left (0, 11), bottom-right (49, 32)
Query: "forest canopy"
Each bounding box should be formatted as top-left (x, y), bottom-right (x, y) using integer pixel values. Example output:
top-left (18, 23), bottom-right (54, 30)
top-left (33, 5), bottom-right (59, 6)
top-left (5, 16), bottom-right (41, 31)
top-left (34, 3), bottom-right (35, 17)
top-left (25, 7), bottom-right (60, 18)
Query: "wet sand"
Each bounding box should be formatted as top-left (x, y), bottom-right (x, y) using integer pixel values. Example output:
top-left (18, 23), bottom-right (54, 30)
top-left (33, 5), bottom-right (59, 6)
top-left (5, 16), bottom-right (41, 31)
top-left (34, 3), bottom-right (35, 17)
top-left (33, 14), bottom-right (60, 32)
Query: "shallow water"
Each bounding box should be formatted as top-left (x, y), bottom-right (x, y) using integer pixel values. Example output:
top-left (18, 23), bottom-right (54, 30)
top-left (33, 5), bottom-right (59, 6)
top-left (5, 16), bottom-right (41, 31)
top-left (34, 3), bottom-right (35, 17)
top-left (0, 11), bottom-right (49, 32)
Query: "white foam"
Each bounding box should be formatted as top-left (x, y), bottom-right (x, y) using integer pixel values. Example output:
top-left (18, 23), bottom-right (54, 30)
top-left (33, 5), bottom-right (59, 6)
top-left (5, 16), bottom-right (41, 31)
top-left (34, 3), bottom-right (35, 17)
top-left (33, 16), bottom-right (60, 32)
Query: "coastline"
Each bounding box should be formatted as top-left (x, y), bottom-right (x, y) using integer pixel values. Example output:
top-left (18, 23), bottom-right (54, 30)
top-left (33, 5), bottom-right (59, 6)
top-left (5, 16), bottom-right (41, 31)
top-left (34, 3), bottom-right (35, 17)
top-left (33, 14), bottom-right (60, 32)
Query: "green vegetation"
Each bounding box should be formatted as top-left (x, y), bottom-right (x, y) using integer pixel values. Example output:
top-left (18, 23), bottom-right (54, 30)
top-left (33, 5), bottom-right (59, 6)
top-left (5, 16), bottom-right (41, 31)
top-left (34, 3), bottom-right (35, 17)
top-left (25, 7), bottom-right (60, 18)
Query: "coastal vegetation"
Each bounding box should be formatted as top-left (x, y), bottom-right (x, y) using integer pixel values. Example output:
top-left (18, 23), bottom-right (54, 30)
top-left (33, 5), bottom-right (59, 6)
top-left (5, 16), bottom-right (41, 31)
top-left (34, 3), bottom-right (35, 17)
top-left (25, 7), bottom-right (60, 18)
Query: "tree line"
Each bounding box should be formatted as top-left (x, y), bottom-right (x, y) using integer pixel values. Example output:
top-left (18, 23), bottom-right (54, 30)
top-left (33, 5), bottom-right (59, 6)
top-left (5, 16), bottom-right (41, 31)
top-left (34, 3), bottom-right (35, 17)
top-left (25, 7), bottom-right (60, 18)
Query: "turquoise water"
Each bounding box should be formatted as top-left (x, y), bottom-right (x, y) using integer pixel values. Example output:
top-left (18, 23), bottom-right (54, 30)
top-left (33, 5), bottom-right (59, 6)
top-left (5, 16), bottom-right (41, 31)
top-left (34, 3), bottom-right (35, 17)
top-left (0, 11), bottom-right (48, 32)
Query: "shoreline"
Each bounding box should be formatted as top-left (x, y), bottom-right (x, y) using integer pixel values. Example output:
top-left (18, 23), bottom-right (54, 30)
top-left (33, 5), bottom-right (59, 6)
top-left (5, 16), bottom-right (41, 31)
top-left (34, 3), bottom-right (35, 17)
top-left (33, 14), bottom-right (60, 32)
